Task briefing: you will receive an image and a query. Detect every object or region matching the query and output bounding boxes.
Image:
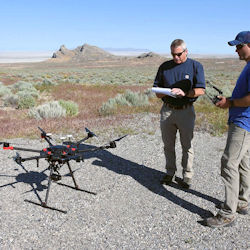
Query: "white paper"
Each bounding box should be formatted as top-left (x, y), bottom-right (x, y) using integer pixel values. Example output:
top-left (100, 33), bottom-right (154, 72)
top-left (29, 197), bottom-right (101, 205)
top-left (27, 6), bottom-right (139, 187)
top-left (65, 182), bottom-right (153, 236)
top-left (152, 87), bottom-right (177, 98)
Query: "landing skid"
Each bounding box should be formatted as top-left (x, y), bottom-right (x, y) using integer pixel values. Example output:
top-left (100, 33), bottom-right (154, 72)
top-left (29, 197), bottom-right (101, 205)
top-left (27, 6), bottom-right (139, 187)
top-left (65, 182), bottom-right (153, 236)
top-left (24, 199), bottom-right (67, 214)
top-left (57, 182), bottom-right (97, 195)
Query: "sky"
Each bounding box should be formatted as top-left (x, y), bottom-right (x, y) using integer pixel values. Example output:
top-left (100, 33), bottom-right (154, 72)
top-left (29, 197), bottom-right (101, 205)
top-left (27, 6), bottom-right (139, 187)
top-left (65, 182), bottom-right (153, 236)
top-left (0, 0), bottom-right (249, 55)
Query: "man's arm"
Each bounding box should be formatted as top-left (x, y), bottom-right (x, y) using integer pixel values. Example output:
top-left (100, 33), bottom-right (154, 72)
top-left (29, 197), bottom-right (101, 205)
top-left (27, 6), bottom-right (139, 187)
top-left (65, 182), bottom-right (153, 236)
top-left (155, 93), bottom-right (165, 98)
top-left (170, 87), bottom-right (205, 98)
top-left (186, 88), bottom-right (205, 98)
top-left (216, 93), bottom-right (250, 108)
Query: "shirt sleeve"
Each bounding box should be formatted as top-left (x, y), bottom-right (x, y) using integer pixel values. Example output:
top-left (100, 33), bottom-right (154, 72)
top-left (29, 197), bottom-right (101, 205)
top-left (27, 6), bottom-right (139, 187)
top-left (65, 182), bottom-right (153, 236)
top-left (153, 65), bottom-right (164, 87)
top-left (193, 62), bottom-right (206, 89)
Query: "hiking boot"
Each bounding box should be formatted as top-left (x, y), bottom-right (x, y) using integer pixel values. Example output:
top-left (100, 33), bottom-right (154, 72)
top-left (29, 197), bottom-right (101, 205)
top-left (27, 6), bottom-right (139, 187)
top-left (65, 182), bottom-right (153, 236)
top-left (206, 213), bottom-right (236, 228)
top-left (216, 203), bottom-right (248, 215)
top-left (177, 177), bottom-right (192, 189)
top-left (160, 174), bottom-right (174, 185)
top-left (237, 204), bottom-right (248, 215)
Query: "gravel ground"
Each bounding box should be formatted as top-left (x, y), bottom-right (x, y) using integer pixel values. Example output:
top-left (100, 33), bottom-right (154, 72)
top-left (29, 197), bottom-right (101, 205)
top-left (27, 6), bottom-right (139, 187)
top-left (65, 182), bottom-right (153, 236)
top-left (0, 114), bottom-right (249, 250)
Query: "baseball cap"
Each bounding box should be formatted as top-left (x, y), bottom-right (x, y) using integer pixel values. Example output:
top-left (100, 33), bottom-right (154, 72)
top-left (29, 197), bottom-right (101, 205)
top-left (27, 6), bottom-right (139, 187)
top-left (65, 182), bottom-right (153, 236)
top-left (228, 31), bottom-right (250, 46)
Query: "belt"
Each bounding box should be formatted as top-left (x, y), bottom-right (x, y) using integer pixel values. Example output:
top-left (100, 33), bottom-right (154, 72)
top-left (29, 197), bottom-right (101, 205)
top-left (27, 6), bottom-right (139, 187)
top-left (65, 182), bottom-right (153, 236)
top-left (164, 102), bottom-right (193, 110)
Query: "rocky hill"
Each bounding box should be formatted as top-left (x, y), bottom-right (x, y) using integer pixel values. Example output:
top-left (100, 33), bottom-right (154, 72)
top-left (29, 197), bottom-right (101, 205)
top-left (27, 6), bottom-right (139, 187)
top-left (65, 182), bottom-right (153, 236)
top-left (51, 44), bottom-right (119, 62)
top-left (50, 44), bottom-right (164, 63)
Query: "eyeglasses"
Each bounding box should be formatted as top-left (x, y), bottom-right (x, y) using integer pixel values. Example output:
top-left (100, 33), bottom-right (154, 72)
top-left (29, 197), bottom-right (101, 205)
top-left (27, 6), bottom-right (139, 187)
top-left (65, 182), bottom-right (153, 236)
top-left (171, 49), bottom-right (186, 57)
top-left (236, 44), bottom-right (245, 50)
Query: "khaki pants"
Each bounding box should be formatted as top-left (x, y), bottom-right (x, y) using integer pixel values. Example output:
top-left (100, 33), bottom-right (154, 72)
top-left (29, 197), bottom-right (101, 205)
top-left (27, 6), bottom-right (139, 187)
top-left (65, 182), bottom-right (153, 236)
top-left (219, 123), bottom-right (250, 218)
top-left (160, 103), bottom-right (195, 179)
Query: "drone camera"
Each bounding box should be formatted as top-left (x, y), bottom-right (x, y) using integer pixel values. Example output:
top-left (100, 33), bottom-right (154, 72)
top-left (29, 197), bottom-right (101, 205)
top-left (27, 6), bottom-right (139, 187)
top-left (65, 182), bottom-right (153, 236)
top-left (51, 173), bottom-right (62, 182)
top-left (3, 142), bottom-right (10, 147)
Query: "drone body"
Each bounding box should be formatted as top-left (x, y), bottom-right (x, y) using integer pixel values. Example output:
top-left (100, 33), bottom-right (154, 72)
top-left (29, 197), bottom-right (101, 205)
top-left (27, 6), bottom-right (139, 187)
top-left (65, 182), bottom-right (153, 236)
top-left (1, 127), bottom-right (126, 213)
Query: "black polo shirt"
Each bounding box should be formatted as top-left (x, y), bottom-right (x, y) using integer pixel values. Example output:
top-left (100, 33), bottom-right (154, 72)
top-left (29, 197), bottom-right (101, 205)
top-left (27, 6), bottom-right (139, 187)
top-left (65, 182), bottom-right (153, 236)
top-left (153, 58), bottom-right (205, 107)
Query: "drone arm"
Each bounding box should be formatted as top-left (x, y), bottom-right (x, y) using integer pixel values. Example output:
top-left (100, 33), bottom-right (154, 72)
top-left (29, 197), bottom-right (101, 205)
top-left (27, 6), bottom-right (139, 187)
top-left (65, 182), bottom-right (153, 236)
top-left (77, 142), bottom-right (116, 153)
top-left (76, 135), bottom-right (90, 145)
top-left (3, 145), bottom-right (41, 153)
top-left (38, 127), bottom-right (53, 146)
top-left (20, 155), bottom-right (46, 162)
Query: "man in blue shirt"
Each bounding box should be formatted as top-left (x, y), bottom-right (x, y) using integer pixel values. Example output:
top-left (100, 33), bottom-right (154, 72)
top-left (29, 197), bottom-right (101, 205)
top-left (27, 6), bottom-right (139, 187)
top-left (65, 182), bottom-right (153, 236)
top-left (206, 31), bottom-right (250, 228)
top-left (153, 39), bottom-right (205, 188)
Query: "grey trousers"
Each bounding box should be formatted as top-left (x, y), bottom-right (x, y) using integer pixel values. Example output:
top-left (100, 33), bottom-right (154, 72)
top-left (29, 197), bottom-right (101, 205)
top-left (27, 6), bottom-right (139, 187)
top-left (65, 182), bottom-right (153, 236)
top-left (219, 123), bottom-right (250, 218)
top-left (160, 104), bottom-right (195, 179)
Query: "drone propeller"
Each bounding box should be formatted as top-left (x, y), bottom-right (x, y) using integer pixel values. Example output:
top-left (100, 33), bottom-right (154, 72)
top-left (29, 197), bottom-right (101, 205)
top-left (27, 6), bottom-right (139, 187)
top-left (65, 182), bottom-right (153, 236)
top-left (111, 135), bottom-right (127, 142)
top-left (85, 127), bottom-right (97, 138)
top-left (14, 152), bottom-right (22, 165)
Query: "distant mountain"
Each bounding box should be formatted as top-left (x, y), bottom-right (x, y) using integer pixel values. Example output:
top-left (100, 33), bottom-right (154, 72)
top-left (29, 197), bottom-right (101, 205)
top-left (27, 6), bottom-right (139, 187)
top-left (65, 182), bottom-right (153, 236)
top-left (137, 52), bottom-right (163, 59)
top-left (51, 44), bottom-right (118, 62)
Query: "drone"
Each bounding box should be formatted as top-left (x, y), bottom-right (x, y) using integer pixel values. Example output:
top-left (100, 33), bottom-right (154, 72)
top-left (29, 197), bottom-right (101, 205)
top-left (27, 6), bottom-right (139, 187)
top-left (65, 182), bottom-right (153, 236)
top-left (205, 80), bottom-right (223, 104)
top-left (1, 127), bottom-right (127, 213)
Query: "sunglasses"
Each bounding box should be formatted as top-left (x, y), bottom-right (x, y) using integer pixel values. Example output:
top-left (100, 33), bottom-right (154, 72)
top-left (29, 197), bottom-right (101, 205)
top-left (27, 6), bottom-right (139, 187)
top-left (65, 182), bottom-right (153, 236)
top-left (171, 49), bottom-right (186, 57)
top-left (236, 44), bottom-right (245, 50)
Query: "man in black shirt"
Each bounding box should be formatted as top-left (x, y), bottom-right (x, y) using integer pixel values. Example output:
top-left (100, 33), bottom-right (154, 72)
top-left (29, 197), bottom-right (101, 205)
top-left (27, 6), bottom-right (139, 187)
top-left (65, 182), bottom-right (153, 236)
top-left (153, 39), bottom-right (206, 188)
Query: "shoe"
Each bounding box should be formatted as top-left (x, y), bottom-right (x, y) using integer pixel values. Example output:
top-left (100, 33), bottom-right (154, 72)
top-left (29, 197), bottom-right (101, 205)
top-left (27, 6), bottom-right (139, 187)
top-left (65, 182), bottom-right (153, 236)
top-left (177, 177), bottom-right (191, 189)
top-left (160, 174), bottom-right (174, 185)
top-left (206, 213), bottom-right (235, 228)
top-left (216, 203), bottom-right (248, 215)
top-left (237, 204), bottom-right (248, 215)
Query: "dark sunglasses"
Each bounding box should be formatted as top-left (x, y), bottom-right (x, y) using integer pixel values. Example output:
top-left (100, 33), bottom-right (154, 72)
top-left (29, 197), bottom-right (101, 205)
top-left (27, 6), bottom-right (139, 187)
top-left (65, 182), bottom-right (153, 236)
top-left (171, 49), bottom-right (186, 57)
top-left (236, 44), bottom-right (245, 50)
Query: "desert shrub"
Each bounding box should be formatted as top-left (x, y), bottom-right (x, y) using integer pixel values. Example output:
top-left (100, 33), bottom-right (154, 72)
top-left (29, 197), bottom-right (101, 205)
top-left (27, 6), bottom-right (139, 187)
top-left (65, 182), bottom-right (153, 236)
top-left (0, 84), bottom-right (11, 97)
top-left (58, 100), bottom-right (79, 116)
top-left (17, 92), bottom-right (36, 109)
top-left (99, 98), bottom-right (117, 116)
top-left (12, 81), bottom-right (39, 97)
top-left (123, 90), bottom-right (149, 106)
top-left (4, 94), bottom-right (19, 107)
top-left (113, 94), bottom-right (131, 106)
top-left (36, 78), bottom-right (57, 87)
top-left (99, 90), bottom-right (149, 116)
top-left (144, 88), bottom-right (155, 99)
top-left (12, 81), bottom-right (34, 91)
top-left (29, 101), bottom-right (66, 120)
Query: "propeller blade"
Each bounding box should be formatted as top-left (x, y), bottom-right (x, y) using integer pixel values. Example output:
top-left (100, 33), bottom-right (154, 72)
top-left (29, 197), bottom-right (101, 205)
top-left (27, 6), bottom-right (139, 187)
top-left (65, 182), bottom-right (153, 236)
top-left (85, 127), bottom-right (97, 137)
top-left (112, 134), bottom-right (127, 142)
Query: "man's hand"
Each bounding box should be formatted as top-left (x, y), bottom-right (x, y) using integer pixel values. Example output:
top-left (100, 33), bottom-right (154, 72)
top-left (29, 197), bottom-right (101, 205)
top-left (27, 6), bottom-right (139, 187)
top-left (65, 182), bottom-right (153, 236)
top-left (215, 96), bottom-right (230, 109)
top-left (171, 88), bottom-right (185, 97)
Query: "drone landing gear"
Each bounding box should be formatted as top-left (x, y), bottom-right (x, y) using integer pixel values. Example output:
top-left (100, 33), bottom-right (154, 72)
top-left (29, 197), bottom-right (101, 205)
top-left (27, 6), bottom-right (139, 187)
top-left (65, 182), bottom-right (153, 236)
top-left (56, 162), bottom-right (97, 195)
top-left (26, 162), bottom-right (96, 213)
top-left (24, 199), bottom-right (68, 213)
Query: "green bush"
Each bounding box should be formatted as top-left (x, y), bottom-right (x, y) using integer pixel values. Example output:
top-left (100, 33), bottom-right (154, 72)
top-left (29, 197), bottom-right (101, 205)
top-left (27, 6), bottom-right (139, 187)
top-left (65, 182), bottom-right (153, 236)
top-left (18, 94), bottom-right (36, 109)
top-left (29, 101), bottom-right (66, 120)
top-left (59, 100), bottom-right (79, 116)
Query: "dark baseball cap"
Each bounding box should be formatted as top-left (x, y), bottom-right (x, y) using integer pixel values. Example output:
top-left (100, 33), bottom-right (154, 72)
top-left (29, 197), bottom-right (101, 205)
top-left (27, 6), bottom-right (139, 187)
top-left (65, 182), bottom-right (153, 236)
top-left (228, 31), bottom-right (250, 46)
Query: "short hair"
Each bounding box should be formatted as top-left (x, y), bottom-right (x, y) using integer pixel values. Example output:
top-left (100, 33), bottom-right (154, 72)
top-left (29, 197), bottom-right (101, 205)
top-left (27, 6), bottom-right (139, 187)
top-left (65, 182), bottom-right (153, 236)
top-left (170, 39), bottom-right (187, 50)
